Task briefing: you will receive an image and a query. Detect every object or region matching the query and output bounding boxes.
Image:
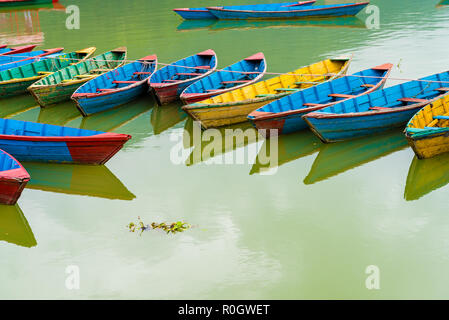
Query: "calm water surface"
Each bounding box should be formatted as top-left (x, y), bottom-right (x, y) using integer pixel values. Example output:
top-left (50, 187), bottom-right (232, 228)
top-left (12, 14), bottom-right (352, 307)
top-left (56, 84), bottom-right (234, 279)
top-left (1, 0), bottom-right (449, 299)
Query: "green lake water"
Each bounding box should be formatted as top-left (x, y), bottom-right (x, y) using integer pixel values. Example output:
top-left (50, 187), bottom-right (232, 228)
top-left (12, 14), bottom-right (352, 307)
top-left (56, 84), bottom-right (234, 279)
top-left (1, 0), bottom-right (449, 299)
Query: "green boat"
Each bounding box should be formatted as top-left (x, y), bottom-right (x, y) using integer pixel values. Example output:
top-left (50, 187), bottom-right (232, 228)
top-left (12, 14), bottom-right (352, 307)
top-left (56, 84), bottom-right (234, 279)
top-left (28, 47), bottom-right (127, 107)
top-left (0, 47), bottom-right (95, 98)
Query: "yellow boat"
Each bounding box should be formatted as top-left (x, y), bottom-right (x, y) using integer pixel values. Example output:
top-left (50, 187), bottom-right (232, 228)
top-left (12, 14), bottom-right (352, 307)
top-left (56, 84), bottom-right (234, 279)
top-left (182, 55), bottom-right (352, 129)
top-left (405, 93), bottom-right (449, 159)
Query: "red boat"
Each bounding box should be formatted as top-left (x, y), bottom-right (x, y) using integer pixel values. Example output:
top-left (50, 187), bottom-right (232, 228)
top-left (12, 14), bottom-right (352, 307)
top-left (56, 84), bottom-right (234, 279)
top-left (0, 149), bottom-right (29, 205)
top-left (0, 44), bottom-right (37, 55)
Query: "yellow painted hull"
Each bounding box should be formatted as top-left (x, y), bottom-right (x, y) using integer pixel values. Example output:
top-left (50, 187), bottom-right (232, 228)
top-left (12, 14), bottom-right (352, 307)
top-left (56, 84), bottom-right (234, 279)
top-left (405, 94), bottom-right (449, 159)
top-left (183, 56), bottom-right (352, 128)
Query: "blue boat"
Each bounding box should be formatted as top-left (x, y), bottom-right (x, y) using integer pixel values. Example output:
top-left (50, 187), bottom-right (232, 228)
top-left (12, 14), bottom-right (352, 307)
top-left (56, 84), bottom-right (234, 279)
top-left (0, 48), bottom-right (64, 72)
top-left (148, 49), bottom-right (217, 105)
top-left (72, 55), bottom-right (158, 116)
top-left (180, 52), bottom-right (267, 104)
top-left (0, 118), bottom-right (131, 165)
top-left (173, 1), bottom-right (316, 19)
top-left (207, 2), bottom-right (369, 19)
top-left (303, 71), bottom-right (449, 143)
top-left (248, 64), bottom-right (393, 136)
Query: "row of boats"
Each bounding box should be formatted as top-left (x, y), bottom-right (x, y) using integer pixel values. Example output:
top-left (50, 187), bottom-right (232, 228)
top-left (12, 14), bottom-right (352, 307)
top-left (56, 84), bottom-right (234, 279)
top-left (1, 44), bottom-right (449, 206)
top-left (173, 1), bottom-right (369, 20)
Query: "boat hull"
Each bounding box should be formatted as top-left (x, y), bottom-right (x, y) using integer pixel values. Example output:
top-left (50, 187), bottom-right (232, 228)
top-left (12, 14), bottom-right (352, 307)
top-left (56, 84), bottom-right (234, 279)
top-left (207, 3), bottom-right (369, 20)
top-left (305, 107), bottom-right (422, 143)
top-left (174, 8), bottom-right (216, 19)
top-left (28, 80), bottom-right (87, 107)
top-left (0, 168), bottom-right (29, 205)
top-left (0, 78), bottom-right (38, 98)
top-left (184, 99), bottom-right (269, 129)
top-left (406, 130), bottom-right (449, 159)
top-left (74, 83), bottom-right (147, 116)
top-left (0, 133), bottom-right (131, 164)
top-left (152, 81), bottom-right (193, 105)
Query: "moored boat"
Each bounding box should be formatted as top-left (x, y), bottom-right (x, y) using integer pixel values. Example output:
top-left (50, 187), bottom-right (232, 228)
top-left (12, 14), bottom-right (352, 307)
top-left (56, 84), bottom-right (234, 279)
top-left (181, 52), bottom-right (267, 104)
top-left (148, 49), bottom-right (217, 105)
top-left (28, 47), bottom-right (127, 107)
top-left (0, 47), bottom-right (95, 98)
top-left (0, 118), bottom-right (131, 164)
top-left (405, 94), bottom-right (449, 159)
top-left (0, 44), bottom-right (36, 55)
top-left (0, 149), bottom-right (30, 205)
top-left (207, 2), bottom-right (369, 20)
top-left (173, 1), bottom-right (316, 19)
top-left (0, 0), bottom-right (55, 7)
top-left (304, 70), bottom-right (449, 143)
top-left (0, 47), bottom-right (64, 71)
top-left (72, 55), bottom-right (157, 116)
top-left (248, 63), bottom-right (392, 137)
top-left (182, 55), bottom-right (351, 129)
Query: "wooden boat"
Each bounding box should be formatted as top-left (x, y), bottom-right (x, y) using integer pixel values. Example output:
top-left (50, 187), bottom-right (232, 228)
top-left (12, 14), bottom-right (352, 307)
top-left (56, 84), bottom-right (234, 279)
top-left (0, 47), bottom-right (95, 98)
top-left (0, 47), bottom-right (64, 71)
top-left (248, 63), bottom-right (392, 137)
top-left (304, 70), bottom-right (449, 143)
top-left (0, 44), bottom-right (36, 55)
top-left (72, 55), bottom-right (157, 116)
top-left (405, 94), bottom-right (449, 159)
top-left (0, 118), bottom-right (131, 164)
top-left (304, 130), bottom-right (407, 185)
top-left (182, 56), bottom-right (351, 129)
top-left (207, 2), bottom-right (369, 20)
top-left (28, 47), bottom-right (127, 107)
top-left (173, 1), bottom-right (316, 19)
top-left (181, 52), bottom-right (266, 105)
top-left (0, 149), bottom-right (29, 205)
top-left (0, 0), bottom-right (55, 7)
top-left (24, 162), bottom-right (136, 200)
top-left (404, 153), bottom-right (449, 201)
top-left (0, 204), bottom-right (36, 248)
top-left (148, 49), bottom-right (217, 105)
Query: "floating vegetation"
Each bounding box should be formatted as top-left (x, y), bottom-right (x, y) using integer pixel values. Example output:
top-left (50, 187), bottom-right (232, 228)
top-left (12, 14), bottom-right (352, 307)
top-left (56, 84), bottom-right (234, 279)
top-left (127, 217), bottom-right (191, 235)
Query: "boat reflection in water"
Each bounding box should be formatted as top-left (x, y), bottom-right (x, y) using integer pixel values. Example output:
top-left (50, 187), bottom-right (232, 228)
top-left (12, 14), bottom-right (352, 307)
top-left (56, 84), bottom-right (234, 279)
top-left (80, 96), bottom-right (153, 133)
top-left (184, 119), bottom-right (261, 166)
top-left (437, 0), bottom-right (449, 7)
top-left (177, 16), bottom-right (365, 32)
top-left (0, 95), bottom-right (38, 118)
top-left (0, 204), bottom-right (36, 248)
top-left (304, 130), bottom-right (408, 185)
top-left (0, 2), bottom-right (65, 45)
top-left (151, 103), bottom-right (187, 135)
top-left (37, 101), bottom-right (81, 126)
top-left (405, 153), bottom-right (449, 201)
top-left (250, 131), bottom-right (322, 175)
top-left (23, 162), bottom-right (135, 200)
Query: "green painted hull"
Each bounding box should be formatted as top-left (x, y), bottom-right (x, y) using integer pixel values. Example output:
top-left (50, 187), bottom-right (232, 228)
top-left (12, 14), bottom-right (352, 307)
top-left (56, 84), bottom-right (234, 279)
top-left (0, 0), bottom-right (53, 7)
top-left (28, 47), bottom-right (127, 107)
top-left (0, 79), bottom-right (35, 98)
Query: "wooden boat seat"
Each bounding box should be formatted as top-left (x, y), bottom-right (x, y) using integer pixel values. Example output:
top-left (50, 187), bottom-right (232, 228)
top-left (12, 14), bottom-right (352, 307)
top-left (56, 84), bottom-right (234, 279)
top-left (328, 93), bottom-right (355, 99)
top-left (274, 88), bottom-right (300, 92)
top-left (195, 66), bottom-right (211, 70)
top-left (176, 72), bottom-right (202, 76)
top-left (433, 115), bottom-right (449, 120)
top-left (303, 103), bottom-right (325, 107)
top-left (221, 80), bottom-right (251, 84)
top-left (435, 87), bottom-right (449, 92)
top-left (397, 97), bottom-right (429, 104)
top-left (112, 81), bottom-right (138, 84)
top-left (361, 83), bottom-right (375, 88)
top-left (369, 106), bottom-right (390, 111)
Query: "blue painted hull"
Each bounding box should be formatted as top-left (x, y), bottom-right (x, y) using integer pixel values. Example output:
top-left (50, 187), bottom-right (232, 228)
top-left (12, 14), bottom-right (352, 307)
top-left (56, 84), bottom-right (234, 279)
top-left (174, 8), bottom-right (216, 20)
top-left (75, 84), bottom-right (147, 116)
top-left (0, 51), bottom-right (63, 72)
top-left (0, 139), bottom-right (74, 163)
top-left (208, 3), bottom-right (369, 20)
top-left (305, 108), bottom-right (421, 143)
